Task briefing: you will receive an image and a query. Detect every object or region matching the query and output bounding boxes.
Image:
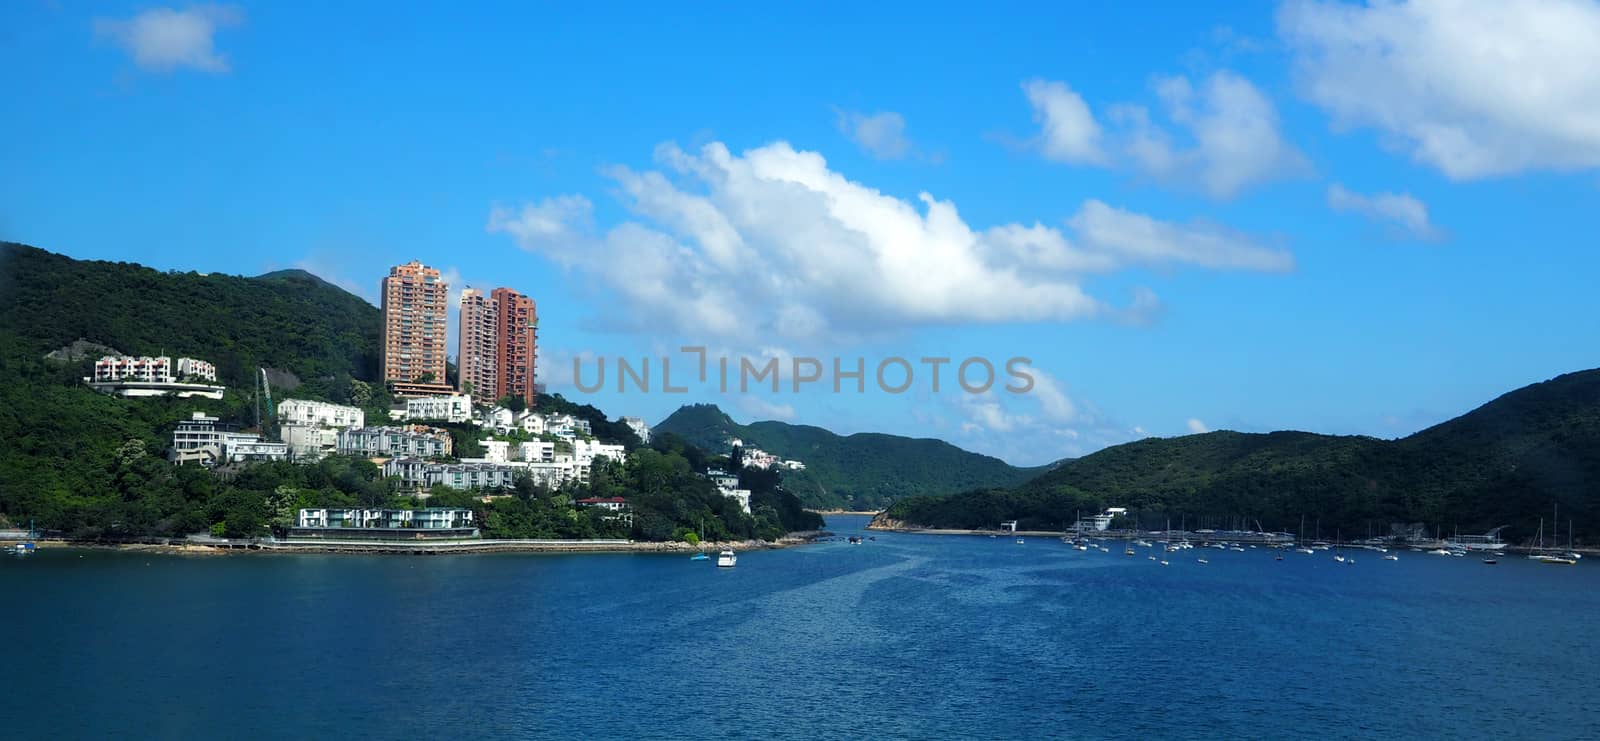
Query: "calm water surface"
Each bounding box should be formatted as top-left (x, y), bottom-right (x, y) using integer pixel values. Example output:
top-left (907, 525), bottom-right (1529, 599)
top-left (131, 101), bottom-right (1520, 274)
top-left (3, 515), bottom-right (1597, 739)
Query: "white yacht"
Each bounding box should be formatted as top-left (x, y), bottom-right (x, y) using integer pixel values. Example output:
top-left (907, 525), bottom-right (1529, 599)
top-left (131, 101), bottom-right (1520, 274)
top-left (716, 549), bottom-right (737, 568)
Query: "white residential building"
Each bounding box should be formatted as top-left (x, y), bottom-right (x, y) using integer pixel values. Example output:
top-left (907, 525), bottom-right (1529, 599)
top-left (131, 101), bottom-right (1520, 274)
top-left (572, 439), bottom-right (626, 468)
top-left (516, 440), bottom-right (556, 463)
top-left (174, 358), bottom-right (217, 381)
top-left (281, 424), bottom-right (340, 460)
top-left (338, 426), bottom-right (452, 459)
top-left (278, 399), bottom-right (365, 430)
top-left (383, 458), bottom-right (522, 490)
top-left (723, 489), bottom-right (752, 514)
top-left (89, 355), bottom-right (224, 399)
top-left (481, 439), bottom-right (509, 463)
top-left (516, 410), bottom-right (546, 434)
top-left (621, 416), bottom-right (651, 443)
top-left (480, 406), bottom-right (515, 432)
top-left (94, 355), bottom-right (217, 383)
top-left (403, 394), bottom-right (474, 423)
top-left (171, 412), bottom-right (225, 465)
top-left (545, 414), bottom-right (592, 439)
top-left (170, 412), bottom-right (287, 465)
top-left (708, 469), bottom-right (753, 514)
top-left (296, 507), bottom-right (473, 531)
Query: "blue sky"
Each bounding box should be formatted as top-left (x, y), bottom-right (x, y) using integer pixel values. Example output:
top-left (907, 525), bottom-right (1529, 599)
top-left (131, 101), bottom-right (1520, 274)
top-left (4, 1), bottom-right (1599, 465)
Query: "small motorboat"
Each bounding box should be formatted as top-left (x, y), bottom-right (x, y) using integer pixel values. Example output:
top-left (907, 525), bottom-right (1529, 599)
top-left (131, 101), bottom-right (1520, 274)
top-left (1015, 538), bottom-right (1025, 545)
top-left (1197, 558), bottom-right (1209, 564)
top-left (689, 552), bottom-right (709, 561)
top-left (716, 549), bottom-right (737, 568)
top-left (1482, 558), bottom-right (1498, 565)
top-left (1383, 554), bottom-right (1399, 561)
top-left (848, 536), bottom-right (863, 545)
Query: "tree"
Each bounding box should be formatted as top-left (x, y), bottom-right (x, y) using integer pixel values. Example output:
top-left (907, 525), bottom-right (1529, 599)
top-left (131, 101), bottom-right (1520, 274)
top-left (498, 394), bottom-right (526, 414)
top-left (415, 372), bottom-right (436, 384)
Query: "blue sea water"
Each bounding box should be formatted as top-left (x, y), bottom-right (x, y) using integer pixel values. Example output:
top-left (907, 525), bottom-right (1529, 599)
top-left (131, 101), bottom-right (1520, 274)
top-left (3, 515), bottom-right (1598, 739)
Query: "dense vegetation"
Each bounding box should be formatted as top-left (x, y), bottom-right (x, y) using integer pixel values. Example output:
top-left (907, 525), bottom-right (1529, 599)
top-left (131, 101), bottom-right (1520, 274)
top-left (0, 243), bottom-right (817, 542)
top-left (884, 370), bottom-right (1600, 545)
top-left (655, 403), bottom-right (1049, 510)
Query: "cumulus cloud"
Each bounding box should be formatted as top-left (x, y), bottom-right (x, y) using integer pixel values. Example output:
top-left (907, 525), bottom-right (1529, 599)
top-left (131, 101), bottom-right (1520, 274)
top-left (953, 368), bottom-right (1133, 464)
top-left (94, 5), bottom-right (243, 74)
top-left (1112, 71), bottom-right (1311, 198)
top-left (1326, 183), bottom-right (1441, 240)
top-left (1025, 71), bottom-right (1309, 198)
top-left (1024, 79), bottom-right (1108, 165)
top-left (488, 140), bottom-right (1292, 343)
top-left (1186, 418), bottom-right (1210, 434)
top-left (734, 394), bottom-right (797, 422)
top-left (1278, 0), bottom-right (1600, 179)
top-left (835, 109), bottom-right (913, 160)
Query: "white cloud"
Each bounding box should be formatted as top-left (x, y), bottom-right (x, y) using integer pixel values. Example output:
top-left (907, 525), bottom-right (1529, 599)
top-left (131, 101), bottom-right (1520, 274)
top-left (951, 368), bottom-right (1133, 464)
top-left (1026, 72), bottom-right (1308, 198)
top-left (734, 394), bottom-right (797, 422)
top-left (1186, 418), bottom-right (1210, 434)
top-left (1023, 79), bottom-right (1108, 165)
top-left (489, 140), bottom-right (1291, 343)
top-left (1278, 0), bottom-right (1600, 179)
top-left (94, 5), bottom-right (243, 74)
top-left (1326, 183), bottom-right (1441, 240)
top-left (1067, 200), bottom-right (1295, 272)
top-left (835, 110), bottom-right (913, 160)
top-left (1114, 71), bottom-right (1311, 198)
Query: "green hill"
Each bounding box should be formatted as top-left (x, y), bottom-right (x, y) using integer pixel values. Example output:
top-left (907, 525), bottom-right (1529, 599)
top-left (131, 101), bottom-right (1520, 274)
top-left (1, 244), bottom-right (383, 392)
top-left (655, 403), bottom-right (1051, 510)
top-left (0, 243), bottom-right (821, 540)
top-left (881, 369), bottom-right (1600, 543)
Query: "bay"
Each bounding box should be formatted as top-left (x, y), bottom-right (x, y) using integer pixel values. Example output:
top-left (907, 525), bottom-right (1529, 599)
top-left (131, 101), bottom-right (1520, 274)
top-left (2, 515), bottom-right (1597, 739)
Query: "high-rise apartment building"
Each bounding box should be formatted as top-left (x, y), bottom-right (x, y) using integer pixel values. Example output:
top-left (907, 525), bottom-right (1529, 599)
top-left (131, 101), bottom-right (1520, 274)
top-left (457, 288), bottom-right (497, 397)
top-left (380, 261), bottom-right (449, 385)
top-left (453, 286), bottom-right (538, 405)
top-left (492, 287), bottom-right (538, 404)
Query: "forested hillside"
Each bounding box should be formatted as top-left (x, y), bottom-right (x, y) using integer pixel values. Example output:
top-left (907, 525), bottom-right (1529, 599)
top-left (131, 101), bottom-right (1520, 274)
top-left (656, 403), bottom-right (1051, 510)
top-left (0, 244), bottom-right (819, 540)
top-left (882, 369), bottom-right (1600, 543)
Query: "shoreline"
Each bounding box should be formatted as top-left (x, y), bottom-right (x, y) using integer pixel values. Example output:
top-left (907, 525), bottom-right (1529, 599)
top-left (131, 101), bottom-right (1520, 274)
top-left (5, 531), bottom-right (832, 557)
top-left (862, 525), bottom-right (1600, 555)
top-left (810, 509), bottom-right (881, 516)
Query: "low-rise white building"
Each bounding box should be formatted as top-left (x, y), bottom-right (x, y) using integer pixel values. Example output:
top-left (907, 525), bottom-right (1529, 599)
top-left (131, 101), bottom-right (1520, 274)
top-left (710, 468), bottom-right (752, 514)
top-left (723, 488), bottom-right (752, 514)
top-left (278, 399), bottom-right (365, 429)
top-left (281, 424), bottom-right (339, 460)
top-left (383, 458), bottom-right (522, 490)
top-left (621, 416), bottom-right (651, 443)
top-left (480, 406), bottom-right (515, 432)
top-left (516, 410), bottom-right (546, 435)
top-left (481, 439), bottom-right (509, 463)
top-left (174, 358), bottom-right (217, 382)
top-left (572, 439), bottom-right (626, 468)
top-left (517, 440), bottom-right (556, 463)
top-left (170, 412), bottom-right (287, 465)
top-left (402, 394), bottom-right (474, 424)
top-left (338, 426), bottom-right (452, 459)
top-left (295, 507), bottom-right (474, 532)
top-left (89, 355), bottom-right (224, 399)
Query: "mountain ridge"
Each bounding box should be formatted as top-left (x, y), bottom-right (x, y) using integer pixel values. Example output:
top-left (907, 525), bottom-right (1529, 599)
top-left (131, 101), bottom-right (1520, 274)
top-left (882, 368), bottom-right (1600, 540)
top-left (655, 402), bottom-right (1054, 510)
